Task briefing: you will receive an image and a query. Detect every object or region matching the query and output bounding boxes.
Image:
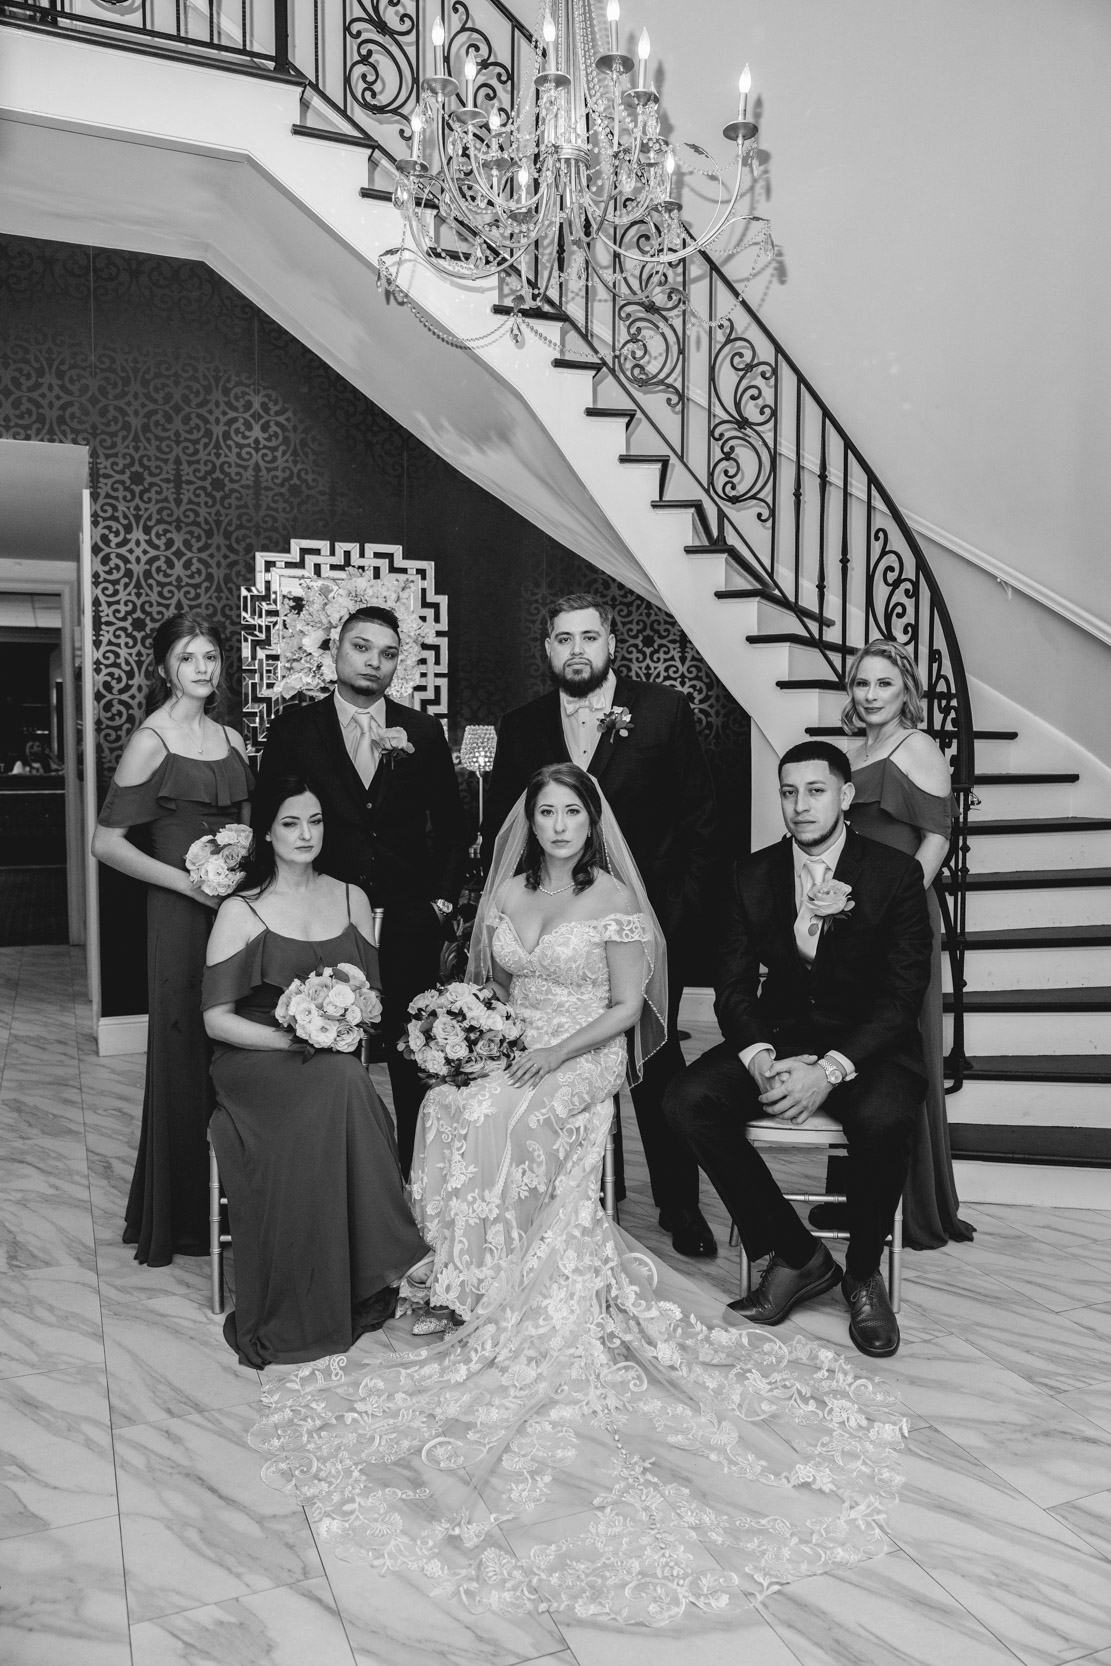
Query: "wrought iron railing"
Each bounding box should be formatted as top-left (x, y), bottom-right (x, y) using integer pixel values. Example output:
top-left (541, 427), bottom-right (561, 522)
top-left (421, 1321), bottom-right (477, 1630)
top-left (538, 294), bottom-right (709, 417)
top-left (4, 0), bottom-right (974, 1078)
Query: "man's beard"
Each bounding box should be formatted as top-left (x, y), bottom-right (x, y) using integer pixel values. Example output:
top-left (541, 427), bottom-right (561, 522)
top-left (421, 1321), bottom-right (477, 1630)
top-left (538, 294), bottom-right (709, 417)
top-left (792, 811), bottom-right (844, 850)
top-left (548, 652), bottom-right (612, 697)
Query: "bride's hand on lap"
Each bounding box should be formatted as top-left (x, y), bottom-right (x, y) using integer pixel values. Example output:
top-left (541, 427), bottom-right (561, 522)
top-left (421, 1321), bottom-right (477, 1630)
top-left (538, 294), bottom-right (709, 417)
top-left (506, 1044), bottom-right (565, 1088)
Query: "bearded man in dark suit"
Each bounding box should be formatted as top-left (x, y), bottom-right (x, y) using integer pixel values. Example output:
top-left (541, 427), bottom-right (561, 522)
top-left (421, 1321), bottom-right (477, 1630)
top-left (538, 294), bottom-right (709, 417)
top-left (482, 591), bottom-right (720, 1258)
top-left (258, 606), bottom-right (468, 1174)
top-left (664, 741), bottom-right (933, 1357)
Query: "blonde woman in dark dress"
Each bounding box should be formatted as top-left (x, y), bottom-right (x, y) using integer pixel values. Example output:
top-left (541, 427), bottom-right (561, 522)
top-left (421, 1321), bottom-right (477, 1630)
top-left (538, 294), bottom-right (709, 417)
top-left (92, 614), bottom-right (253, 1266)
top-left (817, 639), bottom-right (973, 1249)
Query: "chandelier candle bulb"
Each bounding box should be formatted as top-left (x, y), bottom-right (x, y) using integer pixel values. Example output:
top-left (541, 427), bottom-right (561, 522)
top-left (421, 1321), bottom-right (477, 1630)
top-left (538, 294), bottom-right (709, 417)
top-left (637, 28), bottom-right (650, 90)
top-left (464, 50), bottom-right (477, 103)
top-left (410, 111), bottom-right (423, 161)
top-left (738, 63), bottom-right (751, 122)
top-left (431, 13), bottom-right (444, 76)
top-left (517, 163), bottom-right (528, 204)
top-left (607, 0), bottom-right (620, 54)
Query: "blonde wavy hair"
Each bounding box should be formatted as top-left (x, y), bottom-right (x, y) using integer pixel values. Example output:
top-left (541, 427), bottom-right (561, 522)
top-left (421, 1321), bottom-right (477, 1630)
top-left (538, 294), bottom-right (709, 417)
top-left (840, 640), bottom-right (925, 734)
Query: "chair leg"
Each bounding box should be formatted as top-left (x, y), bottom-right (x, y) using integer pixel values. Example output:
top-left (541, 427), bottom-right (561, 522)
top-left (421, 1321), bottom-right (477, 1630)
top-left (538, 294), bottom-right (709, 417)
top-left (889, 1194), bottom-right (903, 1314)
top-left (602, 1104), bottom-right (618, 1223)
top-left (738, 1236), bottom-right (752, 1298)
top-left (208, 1139), bottom-right (225, 1317)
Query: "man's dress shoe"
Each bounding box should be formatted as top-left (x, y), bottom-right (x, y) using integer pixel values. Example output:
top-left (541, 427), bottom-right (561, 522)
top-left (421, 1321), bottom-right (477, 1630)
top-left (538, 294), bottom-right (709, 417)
top-left (721, 1243), bottom-right (840, 1327)
top-left (842, 1269), bottom-right (900, 1357)
top-left (658, 1207), bottom-right (718, 1259)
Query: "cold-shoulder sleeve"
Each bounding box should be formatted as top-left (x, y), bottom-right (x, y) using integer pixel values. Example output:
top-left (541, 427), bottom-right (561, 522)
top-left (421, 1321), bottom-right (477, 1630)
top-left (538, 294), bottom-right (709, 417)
top-left (201, 933), bottom-right (267, 1011)
top-left (914, 788), bottom-right (954, 838)
top-left (599, 912), bottom-right (651, 942)
top-left (97, 763), bottom-right (169, 828)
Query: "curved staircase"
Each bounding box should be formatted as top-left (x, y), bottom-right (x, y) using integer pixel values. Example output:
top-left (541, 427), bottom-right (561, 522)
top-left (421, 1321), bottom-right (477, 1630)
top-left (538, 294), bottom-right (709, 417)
top-left (1, 0), bottom-right (1109, 1204)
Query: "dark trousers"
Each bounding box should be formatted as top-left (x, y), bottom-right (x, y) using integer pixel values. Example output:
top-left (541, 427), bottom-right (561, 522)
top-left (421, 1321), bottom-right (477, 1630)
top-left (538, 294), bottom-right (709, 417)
top-left (377, 901), bottom-right (444, 1177)
top-left (664, 1042), bottom-right (922, 1279)
top-left (628, 974), bottom-right (701, 1218)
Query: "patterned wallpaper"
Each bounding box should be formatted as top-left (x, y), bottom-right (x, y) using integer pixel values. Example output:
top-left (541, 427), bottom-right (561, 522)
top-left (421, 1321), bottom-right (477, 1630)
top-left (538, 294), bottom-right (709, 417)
top-left (0, 232), bottom-right (750, 996)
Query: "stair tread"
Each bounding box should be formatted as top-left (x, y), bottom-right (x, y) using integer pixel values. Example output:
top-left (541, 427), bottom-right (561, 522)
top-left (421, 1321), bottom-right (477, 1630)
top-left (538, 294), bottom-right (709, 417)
top-left (946, 866), bottom-right (1111, 890)
top-left (949, 1125), bottom-right (1111, 1164)
top-left (966, 816), bottom-right (1111, 834)
top-left (290, 122), bottom-right (378, 149)
top-left (776, 677), bottom-right (842, 691)
top-left (552, 357), bottom-right (602, 371)
top-left (945, 986), bottom-right (1111, 1013)
top-left (945, 1054), bottom-right (1111, 1083)
top-left (805, 725), bottom-right (1006, 741)
top-left (619, 454), bottom-right (669, 464)
top-left (585, 407), bottom-right (635, 420)
top-left (718, 589), bottom-right (836, 626)
top-left (948, 924), bottom-right (1111, 949)
top-left (491, 303), bottom-right (565, 321)
top-left (974, 771), bottom-right (1080, 785)
top-left (747, 632), bottom-right (859, 656)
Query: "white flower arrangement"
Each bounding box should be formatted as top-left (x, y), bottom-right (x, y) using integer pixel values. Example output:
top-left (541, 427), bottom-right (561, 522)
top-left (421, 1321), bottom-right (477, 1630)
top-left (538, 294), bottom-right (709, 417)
top-left (399, 981), bottom-right (526, 1085)
top-left (275, 963), bottom-right (383, 1058)
top-left (184, 823), bottom-right (253, 897)
top-left (276, 572), bottom-right (425, 700)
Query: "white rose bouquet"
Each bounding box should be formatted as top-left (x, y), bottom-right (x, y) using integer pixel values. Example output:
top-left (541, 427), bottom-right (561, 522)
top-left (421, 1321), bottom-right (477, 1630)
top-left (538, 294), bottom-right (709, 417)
top-left (275, 963), bottom-right (383, 1060)
top-left (184, 823), bottom-right (253, 898)
top-left (399, 981), bottom-right (526, 1086)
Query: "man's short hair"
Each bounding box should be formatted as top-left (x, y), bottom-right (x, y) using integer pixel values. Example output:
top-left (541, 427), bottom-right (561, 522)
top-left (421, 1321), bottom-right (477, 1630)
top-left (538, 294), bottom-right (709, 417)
top-left (338, 605), bottom-right (401, 644)
top-left (544, 592), bottom-right (615, 638)
top-left (778, 740), bottom-right (853, 786)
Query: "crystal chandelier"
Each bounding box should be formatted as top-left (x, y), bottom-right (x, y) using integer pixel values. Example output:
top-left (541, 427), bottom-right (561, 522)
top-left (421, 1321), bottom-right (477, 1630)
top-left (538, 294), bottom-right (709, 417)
top-left (384, 0), bottom-right (771, 314)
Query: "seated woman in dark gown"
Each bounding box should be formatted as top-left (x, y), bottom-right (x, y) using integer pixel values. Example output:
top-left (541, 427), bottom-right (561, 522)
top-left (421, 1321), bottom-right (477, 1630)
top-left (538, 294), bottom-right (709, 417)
top-left (202, 774), bottom-right (428, 1368)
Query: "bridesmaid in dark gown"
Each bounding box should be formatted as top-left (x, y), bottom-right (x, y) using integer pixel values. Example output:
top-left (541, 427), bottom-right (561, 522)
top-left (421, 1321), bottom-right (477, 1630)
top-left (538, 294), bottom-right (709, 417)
top-left (202, 774), bottom-right (428, 1368)
top-left (831, 640), bottom-right (974, 1249)
top-left (92, 614), bottom-right (253, 1267)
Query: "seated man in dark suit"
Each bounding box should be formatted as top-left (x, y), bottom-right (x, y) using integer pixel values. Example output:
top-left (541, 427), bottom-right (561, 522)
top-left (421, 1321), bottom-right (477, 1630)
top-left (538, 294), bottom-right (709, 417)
top-left (664, 741), bottom-right (932, 1357)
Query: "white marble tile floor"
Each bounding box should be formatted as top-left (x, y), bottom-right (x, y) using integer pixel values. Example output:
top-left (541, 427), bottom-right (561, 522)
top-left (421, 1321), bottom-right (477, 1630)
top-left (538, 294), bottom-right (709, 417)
top-left (3, 944), bottom-right (1111, 1664)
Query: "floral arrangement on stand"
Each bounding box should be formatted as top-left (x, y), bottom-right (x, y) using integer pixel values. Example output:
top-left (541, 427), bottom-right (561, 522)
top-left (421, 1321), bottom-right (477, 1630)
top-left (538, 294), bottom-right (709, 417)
top-left (185, 824), bottom-right (253, 897)
top-left (400, 982), bottom-right (526, 1086)
top-left (275, 964), bottom-right (383, 1059)
top-left (276, 571), bottom-right (425, 700)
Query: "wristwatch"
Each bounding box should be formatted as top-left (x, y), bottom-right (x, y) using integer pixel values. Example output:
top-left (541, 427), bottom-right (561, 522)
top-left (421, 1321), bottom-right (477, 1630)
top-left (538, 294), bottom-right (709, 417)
top-left (431, 898), bottom-right (453, 919)
top-left (817, 1056), bottom-right (845, 1087)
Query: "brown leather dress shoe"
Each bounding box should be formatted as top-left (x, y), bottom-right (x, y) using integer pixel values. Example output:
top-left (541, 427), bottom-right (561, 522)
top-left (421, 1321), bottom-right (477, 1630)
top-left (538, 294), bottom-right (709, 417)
top-left (842, 1269), bottom-right (900, 1357)
top-left (722, 1243), bottom-right (840, 1327)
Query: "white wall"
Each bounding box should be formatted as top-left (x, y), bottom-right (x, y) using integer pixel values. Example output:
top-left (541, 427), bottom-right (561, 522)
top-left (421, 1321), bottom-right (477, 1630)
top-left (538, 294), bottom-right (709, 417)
top-left (635, 0), bottom-right (1111, 637)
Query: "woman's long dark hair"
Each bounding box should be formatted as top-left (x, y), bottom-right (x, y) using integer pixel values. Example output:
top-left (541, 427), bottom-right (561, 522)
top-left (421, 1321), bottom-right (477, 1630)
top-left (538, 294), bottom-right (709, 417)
top-left (519, 763), bottom-right (607, 895)
top-left (237, 775), bottom-right (323, 897)
top-left (143, 612), bottom-right (228, 720)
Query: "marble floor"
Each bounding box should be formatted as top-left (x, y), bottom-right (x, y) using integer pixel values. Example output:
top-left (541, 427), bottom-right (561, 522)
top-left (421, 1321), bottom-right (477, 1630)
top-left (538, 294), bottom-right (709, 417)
top-left (3, 944), bottom-right (1111, 1665)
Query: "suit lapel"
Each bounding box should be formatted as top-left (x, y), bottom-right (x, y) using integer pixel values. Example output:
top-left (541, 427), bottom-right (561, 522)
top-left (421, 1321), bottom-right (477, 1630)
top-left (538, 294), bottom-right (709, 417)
top-left (587, 675), bottom-right (634, 783)
top-left (772, 837), bottom-right (799, 942)
top-left (811, 826), bottom-right (865, 966)
top-left (364, 698), bottom-right (411, 816)
top-left (316, 697), bottom-right (368, 814)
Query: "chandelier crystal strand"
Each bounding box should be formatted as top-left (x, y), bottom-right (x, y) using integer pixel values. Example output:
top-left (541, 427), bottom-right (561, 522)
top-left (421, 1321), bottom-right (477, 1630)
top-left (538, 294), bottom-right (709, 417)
top-left (382, 0), bottom-right (771, 325)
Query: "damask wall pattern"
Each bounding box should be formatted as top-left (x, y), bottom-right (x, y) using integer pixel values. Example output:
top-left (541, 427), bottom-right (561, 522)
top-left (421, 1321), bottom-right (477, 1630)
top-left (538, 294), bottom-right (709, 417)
top-left (0, 232), bottom-right (750, 1002)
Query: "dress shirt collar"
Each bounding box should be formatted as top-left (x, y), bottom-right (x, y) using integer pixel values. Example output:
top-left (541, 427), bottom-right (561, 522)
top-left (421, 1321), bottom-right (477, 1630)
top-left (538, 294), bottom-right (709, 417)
top-left (792, 822), bottom-right (847, 893)
top-left (334, 689), bottom-right (386, 731)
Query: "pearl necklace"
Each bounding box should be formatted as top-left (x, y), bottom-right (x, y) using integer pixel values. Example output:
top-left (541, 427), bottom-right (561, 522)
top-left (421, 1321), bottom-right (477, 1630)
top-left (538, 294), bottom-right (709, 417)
top-left (537, 879), bottom-right (575, 896)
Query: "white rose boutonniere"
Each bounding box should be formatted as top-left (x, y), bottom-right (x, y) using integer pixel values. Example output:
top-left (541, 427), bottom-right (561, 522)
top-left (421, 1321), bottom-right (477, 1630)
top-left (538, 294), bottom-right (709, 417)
top-left (379, 726), bottom-right (415, 765)
top-left (597, 706), bottom-right (633, 739)
top-left (805, 876), bottom-right (855, 936)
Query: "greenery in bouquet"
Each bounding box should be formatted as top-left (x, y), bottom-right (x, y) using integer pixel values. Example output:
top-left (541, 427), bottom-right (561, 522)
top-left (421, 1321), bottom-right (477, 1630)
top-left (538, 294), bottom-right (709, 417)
top-left (400, 981), bottom-right (526, 1085)
top-left (184, 823), bottom-right (253, 897)
top-left (275, 963), bottom-right (383, 1060)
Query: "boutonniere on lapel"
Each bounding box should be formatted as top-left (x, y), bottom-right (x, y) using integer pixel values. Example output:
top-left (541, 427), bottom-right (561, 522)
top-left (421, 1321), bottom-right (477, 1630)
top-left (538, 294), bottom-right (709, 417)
top-left (378, 727), bottom-right (415, 766)
top-left (805, 875), bottom-right (855, 937)
top-left (597, 706), bottom-right (633, 739)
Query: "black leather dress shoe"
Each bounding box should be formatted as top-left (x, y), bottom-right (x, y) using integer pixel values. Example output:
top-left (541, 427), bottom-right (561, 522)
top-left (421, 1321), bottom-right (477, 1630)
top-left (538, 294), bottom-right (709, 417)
top-left (842, 1269), bottom-right (900, 1357)
top-left (659, 1207), bottom-right (718, 1258)
top-left (722, 1243), bottom-right (840, 1327)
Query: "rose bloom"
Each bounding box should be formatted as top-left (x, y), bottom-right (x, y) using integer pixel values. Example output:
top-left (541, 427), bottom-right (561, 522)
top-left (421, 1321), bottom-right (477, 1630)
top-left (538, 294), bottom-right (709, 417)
top-left (306, 1015), bottom-right (340, 1048)
top-left (286, 993), bottom-right (316, 1025)
top-left (443, 1037), bottom-right (469, 1061)
top-left (335, 962), bottom-right (368, 990)
top-left (421, 1045), bottom-right (447, 1075)
top-left (432, 1015), bottom-right (464, 1047)
top-left (474, 1035), bottom-right (503, 1059)
top-left (332, 1025), bottom-right (362, 1053)
top-left (322, 984), bottom-right (356, 1017)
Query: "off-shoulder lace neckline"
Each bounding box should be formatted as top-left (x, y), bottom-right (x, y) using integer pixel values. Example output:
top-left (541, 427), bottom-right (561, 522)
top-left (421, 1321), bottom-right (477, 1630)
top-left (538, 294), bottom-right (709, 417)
top-left (494, 909), bottom-right (642, 959)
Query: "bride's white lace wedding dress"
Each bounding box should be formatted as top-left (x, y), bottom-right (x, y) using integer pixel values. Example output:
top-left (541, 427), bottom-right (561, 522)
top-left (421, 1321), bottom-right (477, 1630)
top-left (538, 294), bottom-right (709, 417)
top-left (249, 911), bottom-right (905, 1627)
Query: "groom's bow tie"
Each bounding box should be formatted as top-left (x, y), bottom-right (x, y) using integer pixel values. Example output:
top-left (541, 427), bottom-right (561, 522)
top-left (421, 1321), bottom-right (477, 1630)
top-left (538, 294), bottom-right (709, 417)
top-left (561, 690), bottom-right (607, 716)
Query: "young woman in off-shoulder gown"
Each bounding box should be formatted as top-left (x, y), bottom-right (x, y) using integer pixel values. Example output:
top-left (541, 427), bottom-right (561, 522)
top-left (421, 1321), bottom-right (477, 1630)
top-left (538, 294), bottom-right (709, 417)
top-left (249, 764), bottom-right (906, 1627)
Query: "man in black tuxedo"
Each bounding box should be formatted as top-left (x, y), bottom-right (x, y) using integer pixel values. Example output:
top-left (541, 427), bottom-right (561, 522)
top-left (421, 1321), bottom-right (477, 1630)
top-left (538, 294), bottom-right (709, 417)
top-left (258, 606), bottom-right (468, 1173)
top-left (664, 741), bottom-right (932, 1356)
top-left (483, 591), bottom-right (720, 1258)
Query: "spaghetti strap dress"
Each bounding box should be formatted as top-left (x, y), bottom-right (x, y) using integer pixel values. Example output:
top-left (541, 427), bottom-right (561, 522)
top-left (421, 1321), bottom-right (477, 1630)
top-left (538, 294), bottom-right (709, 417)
top-left (97, 733), bottom-right (253, 1266)
top-left (848, 745), bottom-right (974, 1248)
top-left (203, 912), bottom-right (428, 1368)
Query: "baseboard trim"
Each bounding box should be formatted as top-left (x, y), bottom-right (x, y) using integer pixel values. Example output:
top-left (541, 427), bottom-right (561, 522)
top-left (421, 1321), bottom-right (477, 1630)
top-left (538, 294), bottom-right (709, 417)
top-left (97, 1014), bottom-right (148, 1057)
top-left (953, 1159), bottom-right (1111, 1209)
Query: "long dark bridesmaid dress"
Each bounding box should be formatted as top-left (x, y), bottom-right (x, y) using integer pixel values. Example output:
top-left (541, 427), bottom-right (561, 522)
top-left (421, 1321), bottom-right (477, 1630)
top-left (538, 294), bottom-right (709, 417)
top-left (202, 904), bottom-right (428, 1368)
top-left (848, 744), bottom-right (974, 1249)
top-left (97, 732), bottom-right (253, 1266)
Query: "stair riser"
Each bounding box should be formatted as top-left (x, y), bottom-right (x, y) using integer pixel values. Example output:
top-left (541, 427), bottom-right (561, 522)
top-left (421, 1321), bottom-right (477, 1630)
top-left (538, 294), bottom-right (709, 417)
top-left (952, 1162), bottom-right (1111, 1209)
top-left (970, 782), bottom-right (1078, 819)
top-left (944, 945), bottom-right (1111, 992)
top-left (968, 831), bottom-right (1111, 871)
top-left (944, 1011), bottom-right (1111, 1055)
top-left (946, 1079), bottom-right (1111, 1128)
top-left (963, 886), bottom-right (1111, 931)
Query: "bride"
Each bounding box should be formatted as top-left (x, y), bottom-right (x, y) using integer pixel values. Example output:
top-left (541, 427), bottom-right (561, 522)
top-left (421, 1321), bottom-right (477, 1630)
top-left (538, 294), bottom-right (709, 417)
top-left (250, 764), bottom-right (905, 1626)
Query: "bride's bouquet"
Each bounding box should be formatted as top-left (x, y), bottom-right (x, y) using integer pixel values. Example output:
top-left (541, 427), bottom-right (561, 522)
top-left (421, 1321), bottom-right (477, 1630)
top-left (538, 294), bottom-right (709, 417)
top-left (400, 982), bottom-right (526, 1085)
top-left (185, 823), bottom-right (253, 897)
top-left (276, 964), bottom-right (383, 1059)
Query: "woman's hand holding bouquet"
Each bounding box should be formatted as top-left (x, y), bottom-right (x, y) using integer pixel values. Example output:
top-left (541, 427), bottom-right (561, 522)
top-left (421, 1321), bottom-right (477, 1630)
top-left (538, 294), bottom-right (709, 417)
top-left (185, 824), bottom-right (252, 900)
top-left (399, 981), bottom-right (526, 1086)
top-left (276, 963), bottom-right (383, 1060)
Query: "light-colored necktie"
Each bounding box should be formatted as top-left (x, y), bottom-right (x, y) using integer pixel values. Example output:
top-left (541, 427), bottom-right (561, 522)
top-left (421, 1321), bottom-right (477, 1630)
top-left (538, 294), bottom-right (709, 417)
top-left (794, 858), bottom-right (826, 963)
top-left (351, 709), bottom-right (379, 788)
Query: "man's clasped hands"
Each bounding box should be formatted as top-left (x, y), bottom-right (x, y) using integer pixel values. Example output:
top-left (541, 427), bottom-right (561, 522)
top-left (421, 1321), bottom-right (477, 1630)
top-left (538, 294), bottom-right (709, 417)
top-left (749, 1052), bottom-right (831, 1124)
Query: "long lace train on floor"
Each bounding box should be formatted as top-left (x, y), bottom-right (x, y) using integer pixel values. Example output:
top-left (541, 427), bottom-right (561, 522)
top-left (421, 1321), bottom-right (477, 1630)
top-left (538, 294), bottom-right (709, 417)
top-left (249, 1189), bottom-right (906, 1627)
